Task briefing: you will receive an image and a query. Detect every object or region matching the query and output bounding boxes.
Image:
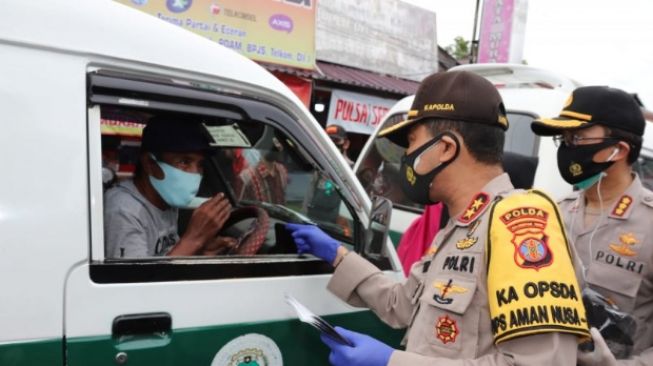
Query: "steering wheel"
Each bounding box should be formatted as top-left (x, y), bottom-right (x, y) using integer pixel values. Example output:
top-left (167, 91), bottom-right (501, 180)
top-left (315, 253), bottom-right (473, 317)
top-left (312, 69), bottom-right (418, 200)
top-left (220, 206), bottom-right (270, 255)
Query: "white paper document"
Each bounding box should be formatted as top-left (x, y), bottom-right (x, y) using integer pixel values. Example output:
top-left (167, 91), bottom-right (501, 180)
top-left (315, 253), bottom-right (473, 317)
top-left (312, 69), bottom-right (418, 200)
top-left (284, 293), bottom-right (353, 346)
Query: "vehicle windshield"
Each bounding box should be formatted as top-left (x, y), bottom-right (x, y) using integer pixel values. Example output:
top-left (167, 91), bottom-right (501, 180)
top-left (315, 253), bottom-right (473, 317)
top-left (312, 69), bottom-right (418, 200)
top-left (355, 112), bottom-right (424, 211)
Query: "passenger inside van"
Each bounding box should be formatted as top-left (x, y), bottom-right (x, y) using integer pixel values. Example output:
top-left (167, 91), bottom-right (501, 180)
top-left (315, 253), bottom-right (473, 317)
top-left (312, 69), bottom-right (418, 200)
top-left (104, 115), bottom-right (235, 258)
top-left (234, 136), bottom-right (289, 205)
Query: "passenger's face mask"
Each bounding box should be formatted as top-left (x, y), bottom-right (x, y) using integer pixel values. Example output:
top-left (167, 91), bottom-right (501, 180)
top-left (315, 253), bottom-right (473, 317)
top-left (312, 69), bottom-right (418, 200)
top-left (399, 132), bottom-right (459, 205)
top-left (149, 154), bottom-right (202, 208)
top-left (556, 140), bottom-right (617, 188)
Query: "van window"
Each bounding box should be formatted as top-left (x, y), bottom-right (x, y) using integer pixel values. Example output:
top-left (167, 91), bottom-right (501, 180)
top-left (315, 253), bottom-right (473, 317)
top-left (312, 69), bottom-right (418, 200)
top-left (89, 70), bottom-right (389, 283)
top-left (504, 112), bottom-right (540, 157)
top-left (355, 112), bottom-right (424, 213)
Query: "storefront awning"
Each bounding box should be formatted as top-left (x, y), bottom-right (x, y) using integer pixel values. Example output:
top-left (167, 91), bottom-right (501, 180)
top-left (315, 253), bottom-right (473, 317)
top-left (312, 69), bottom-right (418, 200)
top-left (257, 61), bottom-right (322, 79)
top-left (259, 61), bottom-right (420, 96)
top-left (316, 61), bottom-right (419, 96)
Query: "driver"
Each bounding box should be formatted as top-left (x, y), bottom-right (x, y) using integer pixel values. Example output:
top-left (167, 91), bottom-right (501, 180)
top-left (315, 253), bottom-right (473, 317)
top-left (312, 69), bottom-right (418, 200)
top-left (104, 114), bottom-right (235, 258)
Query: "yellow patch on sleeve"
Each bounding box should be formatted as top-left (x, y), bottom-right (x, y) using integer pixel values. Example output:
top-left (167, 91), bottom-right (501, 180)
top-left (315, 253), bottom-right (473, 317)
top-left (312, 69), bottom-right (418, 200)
top-left (486, 190), bottom-right (590, 344)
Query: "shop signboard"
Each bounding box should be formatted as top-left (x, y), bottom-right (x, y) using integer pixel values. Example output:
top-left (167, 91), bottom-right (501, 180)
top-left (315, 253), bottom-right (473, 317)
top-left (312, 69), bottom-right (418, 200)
top-left (478, 0), bottom-right (528, 64)
top-left (327, 89), bottom-right (396, 135)
top-left (117, 0), bottom-right (316, 69)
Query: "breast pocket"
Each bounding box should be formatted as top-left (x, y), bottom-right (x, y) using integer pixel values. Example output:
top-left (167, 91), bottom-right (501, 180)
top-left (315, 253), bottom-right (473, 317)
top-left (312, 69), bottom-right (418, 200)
top-left (587, 262), bottom-right (643, 313)
top-left (412, 275), bottom-right (479, 356)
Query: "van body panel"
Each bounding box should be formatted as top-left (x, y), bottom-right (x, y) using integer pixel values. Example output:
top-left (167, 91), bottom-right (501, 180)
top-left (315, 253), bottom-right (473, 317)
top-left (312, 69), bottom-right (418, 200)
top-left (495, 87), bottom-right (573, 199)
top-left (0, 1), bottom-right (299, 108)
top-left (65, 311), bottom-right (404, 366)
top-left (0, 44), bottom-right (88, 342)
top-left (0, 339), bottom-right (63, 366)
top-left (0, 1), bottom-right (403, 364)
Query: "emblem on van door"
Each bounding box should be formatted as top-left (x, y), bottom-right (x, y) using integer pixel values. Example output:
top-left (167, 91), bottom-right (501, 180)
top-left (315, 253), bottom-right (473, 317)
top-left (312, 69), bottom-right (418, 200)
top-left (212, 334), bottom-right (283, 366)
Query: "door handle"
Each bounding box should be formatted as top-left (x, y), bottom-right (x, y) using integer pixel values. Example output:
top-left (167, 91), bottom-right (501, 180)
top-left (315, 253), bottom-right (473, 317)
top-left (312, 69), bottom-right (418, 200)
top-left (112, 312), bottom-right (172, 337)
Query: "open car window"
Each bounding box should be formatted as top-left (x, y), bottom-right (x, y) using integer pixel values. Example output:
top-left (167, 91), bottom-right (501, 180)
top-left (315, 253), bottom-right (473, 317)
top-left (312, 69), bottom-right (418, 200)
top-left (101, 108), bottom-right (355, 259)
top-left (89, 70), bottom-right (389, 283)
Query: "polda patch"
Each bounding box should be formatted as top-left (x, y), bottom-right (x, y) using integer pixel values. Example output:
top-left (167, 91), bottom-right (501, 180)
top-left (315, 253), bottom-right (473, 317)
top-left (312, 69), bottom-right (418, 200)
top-left (500, 207), bottom-right (553, 270)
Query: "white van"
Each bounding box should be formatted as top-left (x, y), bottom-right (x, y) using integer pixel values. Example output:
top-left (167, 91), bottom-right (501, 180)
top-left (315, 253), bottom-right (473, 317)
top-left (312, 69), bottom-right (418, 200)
top-left (0, 2), bottom-right (402, 365)
top-left (355, 64), bottom-right (653, 247)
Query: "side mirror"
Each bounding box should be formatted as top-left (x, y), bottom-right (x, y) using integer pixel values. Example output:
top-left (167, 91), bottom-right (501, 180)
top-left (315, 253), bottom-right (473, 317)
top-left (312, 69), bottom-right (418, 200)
top-left (364, 195), bottom-right (393, 258)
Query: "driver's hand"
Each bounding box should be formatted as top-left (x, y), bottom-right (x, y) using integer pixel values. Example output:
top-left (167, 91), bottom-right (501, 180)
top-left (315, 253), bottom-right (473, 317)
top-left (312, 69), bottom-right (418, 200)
top-left (183, 193), bottom-right (232, 248)
top-left (202, 236), bottom-right (238, 256)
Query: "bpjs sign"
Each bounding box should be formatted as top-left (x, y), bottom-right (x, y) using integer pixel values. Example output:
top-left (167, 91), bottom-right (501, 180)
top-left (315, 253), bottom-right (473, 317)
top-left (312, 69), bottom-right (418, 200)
top-left (327, 89), bottom-right (396, 135)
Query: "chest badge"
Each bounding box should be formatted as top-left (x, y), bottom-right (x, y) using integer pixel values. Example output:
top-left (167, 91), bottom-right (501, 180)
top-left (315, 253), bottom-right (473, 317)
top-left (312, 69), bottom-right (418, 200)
top-left (609, 233), bottom-right (638, 257)
top-left (435, 315), bottom-right (459, 344)
top-left (433, 279), bottom-right (468, 304)
top-left (457, 220), bottom-right (481, 250)
top-left (426, 245), bottom-right (439, 256)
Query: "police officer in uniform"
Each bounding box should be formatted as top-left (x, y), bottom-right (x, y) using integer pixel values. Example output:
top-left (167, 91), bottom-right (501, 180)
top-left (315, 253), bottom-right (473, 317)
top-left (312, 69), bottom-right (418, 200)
top-left (531, 86), bottom-right (653, 365)
top-left (287, 71), bottom-right (589, 366)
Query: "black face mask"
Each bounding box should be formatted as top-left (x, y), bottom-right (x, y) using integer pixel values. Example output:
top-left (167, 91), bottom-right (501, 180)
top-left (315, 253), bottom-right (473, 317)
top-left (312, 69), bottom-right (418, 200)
top-left (557, 140), bottom-right (617, 185)
top-left (399, 132), bottom-right (459, 205)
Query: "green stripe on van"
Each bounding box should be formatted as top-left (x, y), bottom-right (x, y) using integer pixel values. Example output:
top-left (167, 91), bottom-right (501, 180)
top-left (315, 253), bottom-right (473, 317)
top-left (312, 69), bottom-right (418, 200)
top-left (0, 339), bottom-right (62, 366)
top-left (389, 229), bottom-right (403, 248)
top-left (66, 310), bottom-right (404, 365)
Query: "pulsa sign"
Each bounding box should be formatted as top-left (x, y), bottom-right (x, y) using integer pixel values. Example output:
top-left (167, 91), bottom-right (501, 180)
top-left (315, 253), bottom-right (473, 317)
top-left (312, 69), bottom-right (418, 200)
top-left (327, 89), bottom-right (396, 135)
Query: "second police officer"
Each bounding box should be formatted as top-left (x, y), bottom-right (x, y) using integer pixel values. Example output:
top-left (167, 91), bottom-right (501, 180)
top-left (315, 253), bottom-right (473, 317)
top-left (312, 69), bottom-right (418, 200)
top-left (532, 86), bottom-right (652, 365)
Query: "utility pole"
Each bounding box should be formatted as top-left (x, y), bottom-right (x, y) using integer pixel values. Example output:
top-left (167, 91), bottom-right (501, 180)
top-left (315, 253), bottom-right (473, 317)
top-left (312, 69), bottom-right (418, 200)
top-left (470, 0), bottom-right (482, 63)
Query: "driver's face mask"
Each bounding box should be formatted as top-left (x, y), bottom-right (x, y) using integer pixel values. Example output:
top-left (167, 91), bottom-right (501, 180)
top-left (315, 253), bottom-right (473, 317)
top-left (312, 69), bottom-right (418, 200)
top-left (149, 154), bottom-right (202, 208)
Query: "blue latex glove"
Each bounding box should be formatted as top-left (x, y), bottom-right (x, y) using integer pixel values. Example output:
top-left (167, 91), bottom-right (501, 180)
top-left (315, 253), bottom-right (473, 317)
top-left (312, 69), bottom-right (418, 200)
top-left (286, 223), bottom-right (340, 264)
top-left (320, 326), bottom-right (394, 366)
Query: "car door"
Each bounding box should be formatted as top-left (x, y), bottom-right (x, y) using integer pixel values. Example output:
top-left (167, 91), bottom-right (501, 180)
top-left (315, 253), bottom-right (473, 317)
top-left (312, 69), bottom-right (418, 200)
top-left (64, 69), bottom-right (403, 366)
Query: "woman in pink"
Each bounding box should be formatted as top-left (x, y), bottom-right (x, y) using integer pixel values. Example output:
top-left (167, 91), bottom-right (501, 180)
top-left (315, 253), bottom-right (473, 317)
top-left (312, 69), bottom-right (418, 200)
top-left (395, 203), bottom-right (444, 276)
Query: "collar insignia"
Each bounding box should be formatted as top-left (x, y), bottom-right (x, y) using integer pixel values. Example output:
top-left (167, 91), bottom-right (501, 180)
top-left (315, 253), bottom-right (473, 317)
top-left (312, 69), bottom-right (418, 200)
top-left (459, 192), bottom-right (490, 224)
top-left (611, 195), bottom-right (633, 218)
